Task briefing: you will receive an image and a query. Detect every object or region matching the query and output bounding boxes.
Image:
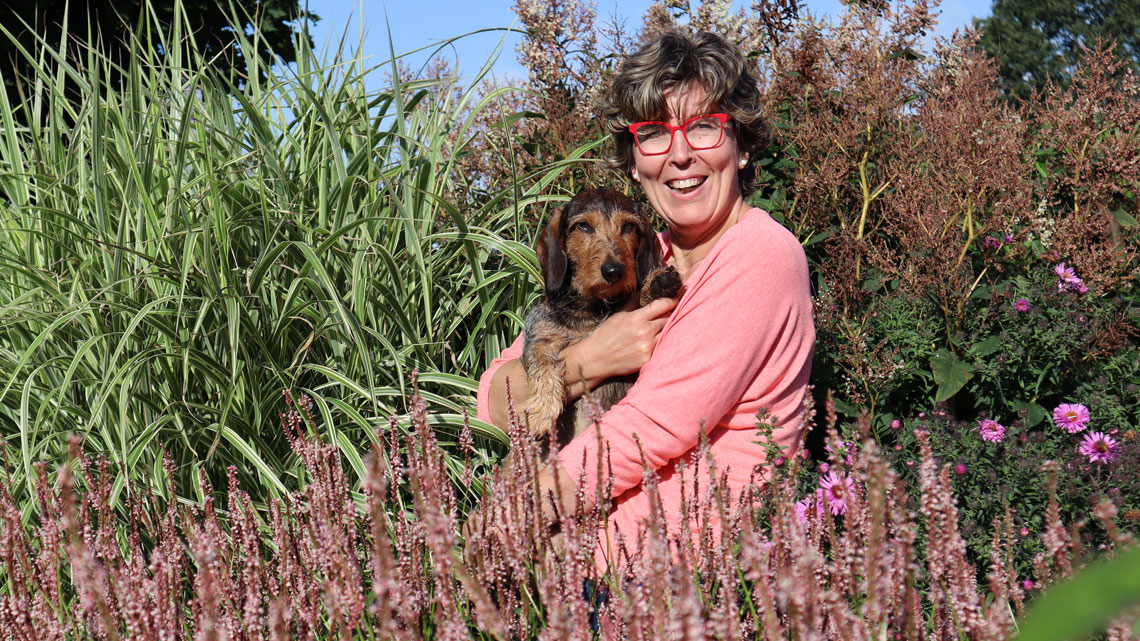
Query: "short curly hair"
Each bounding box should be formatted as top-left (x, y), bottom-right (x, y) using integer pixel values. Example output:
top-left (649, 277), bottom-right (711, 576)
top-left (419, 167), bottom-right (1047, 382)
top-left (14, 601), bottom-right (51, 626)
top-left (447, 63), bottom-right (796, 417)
top-left (599, 30), bottom-right (771, 196)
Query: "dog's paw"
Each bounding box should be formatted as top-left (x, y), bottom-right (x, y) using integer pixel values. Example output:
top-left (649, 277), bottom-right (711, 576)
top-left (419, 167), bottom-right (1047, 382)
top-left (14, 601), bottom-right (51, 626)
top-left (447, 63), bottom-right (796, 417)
top-left (649, 266), bottom-right (682, 299)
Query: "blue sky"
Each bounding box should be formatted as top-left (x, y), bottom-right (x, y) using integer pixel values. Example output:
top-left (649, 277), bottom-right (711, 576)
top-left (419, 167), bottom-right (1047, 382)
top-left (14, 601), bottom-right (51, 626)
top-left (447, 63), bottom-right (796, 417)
top-left (300, 0), bottom-right (993, 82)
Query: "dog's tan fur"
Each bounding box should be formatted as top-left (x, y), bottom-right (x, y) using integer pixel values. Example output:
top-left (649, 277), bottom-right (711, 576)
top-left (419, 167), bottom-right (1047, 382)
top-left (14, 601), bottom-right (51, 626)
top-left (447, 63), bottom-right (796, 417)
top-left (522, 188), bottom-right (681, 445)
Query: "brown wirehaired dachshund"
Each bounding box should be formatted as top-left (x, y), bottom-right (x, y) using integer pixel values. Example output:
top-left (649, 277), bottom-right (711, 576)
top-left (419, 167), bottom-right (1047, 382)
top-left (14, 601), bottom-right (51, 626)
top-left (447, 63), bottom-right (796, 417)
top-left (521, 188), bottom-right (681, 445)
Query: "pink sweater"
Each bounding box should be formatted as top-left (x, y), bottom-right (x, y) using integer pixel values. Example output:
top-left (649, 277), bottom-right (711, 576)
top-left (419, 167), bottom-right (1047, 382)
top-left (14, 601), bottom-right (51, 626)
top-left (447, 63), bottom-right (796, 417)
top-left (476, 208), bottom-right (815, 566)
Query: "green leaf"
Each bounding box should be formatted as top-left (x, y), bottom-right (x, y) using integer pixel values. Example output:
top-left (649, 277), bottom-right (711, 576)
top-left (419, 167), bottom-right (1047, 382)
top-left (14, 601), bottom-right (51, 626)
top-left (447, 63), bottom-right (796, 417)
top-left (930, 349), bottom-right (972, 403)
top-left (1016, 545), bottom-right (1140, 641)
top-left (968, 335), bottom-right (1003, 358)
top-left (1011, 400), bottom-right (1049, 428)
top-left (1112, 208), bottom-right (1138, 228)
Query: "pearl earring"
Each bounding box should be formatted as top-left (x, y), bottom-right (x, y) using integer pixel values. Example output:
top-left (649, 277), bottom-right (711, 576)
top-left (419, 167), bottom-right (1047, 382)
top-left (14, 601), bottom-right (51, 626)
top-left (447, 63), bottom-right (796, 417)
top-left (632, 170), bottom-right (639, 181)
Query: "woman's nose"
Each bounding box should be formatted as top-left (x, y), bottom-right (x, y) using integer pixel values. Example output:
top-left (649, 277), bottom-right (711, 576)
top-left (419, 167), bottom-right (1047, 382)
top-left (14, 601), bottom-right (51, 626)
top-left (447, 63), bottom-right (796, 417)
top-left (667, 129), bottom-right (693, 162)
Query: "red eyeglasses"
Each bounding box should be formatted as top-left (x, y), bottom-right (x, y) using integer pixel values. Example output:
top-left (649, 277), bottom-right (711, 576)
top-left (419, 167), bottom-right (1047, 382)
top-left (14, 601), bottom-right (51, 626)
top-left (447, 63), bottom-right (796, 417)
top-left (628, 113), bottom-right (730, 155)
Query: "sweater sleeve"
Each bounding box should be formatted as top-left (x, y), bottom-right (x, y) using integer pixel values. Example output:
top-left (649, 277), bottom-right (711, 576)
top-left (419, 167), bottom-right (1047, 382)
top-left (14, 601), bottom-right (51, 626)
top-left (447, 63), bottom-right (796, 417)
top-left (556, 213), bottom-right (813, 499)
top-left (476, 333), bottom-right (524, 424)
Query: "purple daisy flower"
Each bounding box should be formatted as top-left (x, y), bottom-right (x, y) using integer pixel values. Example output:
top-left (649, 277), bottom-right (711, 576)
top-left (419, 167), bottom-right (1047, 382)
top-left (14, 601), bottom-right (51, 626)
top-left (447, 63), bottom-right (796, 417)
top-left (1052, 403), bottom-right (1090, 434)
top-left (1079, 432), bottom-right (1120, 464)
top-left (819, 472), bottom-right (856, 516)
top-left (977, 418), bottom-right (1006, 443)
top-left (1015, 298), bottom-right (1030, 312)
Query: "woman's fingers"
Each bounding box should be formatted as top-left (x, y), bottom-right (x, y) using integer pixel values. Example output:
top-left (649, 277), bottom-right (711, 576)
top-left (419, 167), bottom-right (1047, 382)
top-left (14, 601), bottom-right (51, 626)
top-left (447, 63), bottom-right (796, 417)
top-left (636, 296), bottom-right (678, 320)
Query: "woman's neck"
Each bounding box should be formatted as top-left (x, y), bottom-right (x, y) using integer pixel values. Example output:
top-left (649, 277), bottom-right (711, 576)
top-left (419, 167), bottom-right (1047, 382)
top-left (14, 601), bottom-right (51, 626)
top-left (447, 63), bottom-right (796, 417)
top-left (667, 201), bottom-right (750, 280)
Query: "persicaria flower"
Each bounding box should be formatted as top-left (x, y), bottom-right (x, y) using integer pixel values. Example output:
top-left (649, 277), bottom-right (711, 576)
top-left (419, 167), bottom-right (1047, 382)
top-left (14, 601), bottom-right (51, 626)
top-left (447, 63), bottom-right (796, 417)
top-left (977, 418), bottom-right (1006, 443)
top-left (1052, 403), bottom-right (1090, 434)
top-left (825, 440), bottom-right (854, 466)
top-left (819, 472), bottom-right (855, 516)
top-left (1015, 298), bottom-right (1030, 312)
top-left (1078, 432), bottom-right (1120, 464)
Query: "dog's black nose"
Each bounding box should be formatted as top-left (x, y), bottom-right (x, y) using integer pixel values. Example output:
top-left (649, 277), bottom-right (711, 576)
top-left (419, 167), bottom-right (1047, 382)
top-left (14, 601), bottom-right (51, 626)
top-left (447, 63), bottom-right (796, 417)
top-left (601, 262), bottom-right (625, 283)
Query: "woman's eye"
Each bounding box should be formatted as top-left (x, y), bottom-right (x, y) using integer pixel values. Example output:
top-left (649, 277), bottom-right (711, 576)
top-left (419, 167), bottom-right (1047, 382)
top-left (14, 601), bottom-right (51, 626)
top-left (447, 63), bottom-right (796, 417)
top-left (621, 222), bottom-right (637, 235)
top-left (638, 126), bottom-right (667, 140)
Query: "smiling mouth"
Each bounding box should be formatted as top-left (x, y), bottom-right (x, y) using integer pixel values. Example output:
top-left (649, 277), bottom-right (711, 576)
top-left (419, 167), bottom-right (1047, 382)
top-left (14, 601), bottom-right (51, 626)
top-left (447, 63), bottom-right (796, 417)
top-left (667, 177), bottom-right (706, 194)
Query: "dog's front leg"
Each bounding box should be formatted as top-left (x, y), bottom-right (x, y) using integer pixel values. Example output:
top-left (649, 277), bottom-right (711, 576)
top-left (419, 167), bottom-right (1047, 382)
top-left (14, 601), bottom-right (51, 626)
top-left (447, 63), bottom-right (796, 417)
top-left (521, 335), bottom-right (570, 438)
top-left (639, 265), bottom-right (682, 306)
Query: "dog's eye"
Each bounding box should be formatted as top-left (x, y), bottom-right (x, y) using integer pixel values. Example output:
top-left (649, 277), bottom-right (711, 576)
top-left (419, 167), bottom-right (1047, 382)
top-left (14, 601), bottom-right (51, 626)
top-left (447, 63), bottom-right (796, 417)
top-left (572, 222), bottom-right (593, 234)
top-left (621, 222), bottom-right (637, 235)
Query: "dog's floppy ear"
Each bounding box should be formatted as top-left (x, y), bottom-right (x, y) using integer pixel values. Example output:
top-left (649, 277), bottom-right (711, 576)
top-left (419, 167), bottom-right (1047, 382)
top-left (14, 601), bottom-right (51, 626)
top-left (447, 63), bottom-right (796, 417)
top-left (536, 206), bottom-right (569, 296)
top-left (635, 204), bottom-right (662, 284)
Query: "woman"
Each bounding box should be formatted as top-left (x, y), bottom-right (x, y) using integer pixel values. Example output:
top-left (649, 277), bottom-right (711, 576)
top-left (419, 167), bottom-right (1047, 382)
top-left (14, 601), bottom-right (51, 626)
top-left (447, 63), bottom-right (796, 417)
top-left (476, 29), bottom-right (815, 567)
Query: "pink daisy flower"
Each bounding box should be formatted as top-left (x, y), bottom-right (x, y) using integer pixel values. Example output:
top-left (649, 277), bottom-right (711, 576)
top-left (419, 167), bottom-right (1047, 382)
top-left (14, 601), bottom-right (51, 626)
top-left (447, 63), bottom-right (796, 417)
top-left (1052, 403), bottom-right (1090, 434)
top-left (794, 492), bottom-right (825, 526)
top-left (1054, 262), bottom-right (1079, 284)
top-left (1078, 432), bottom-right (1120, 464)
top-left (977, 418), bottom-right (1006, 443)
top-left (1015, 298), bottom-right (1030, 312)
top-left (819, 472), bottom-right (855, 516)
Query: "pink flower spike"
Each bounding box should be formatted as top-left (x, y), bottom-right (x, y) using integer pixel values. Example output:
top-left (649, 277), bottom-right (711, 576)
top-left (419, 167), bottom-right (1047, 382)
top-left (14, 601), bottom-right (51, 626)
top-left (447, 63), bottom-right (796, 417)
top-left (819, 472), bottom-right (855, 516)
top-left (977, 418), bottom-right (1006, 443)
top-left (1052, 403), bottom-right (1090, 434)
top-left (1015, 298), bottom-right (1030, 312)
top-left (1078, 431), bottom-right (1120, 464)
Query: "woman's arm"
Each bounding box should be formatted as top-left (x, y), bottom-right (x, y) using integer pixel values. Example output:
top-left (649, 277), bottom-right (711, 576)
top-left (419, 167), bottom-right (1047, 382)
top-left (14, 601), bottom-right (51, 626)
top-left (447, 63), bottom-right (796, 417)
top-left (478, 297), bottom-right (677, 430)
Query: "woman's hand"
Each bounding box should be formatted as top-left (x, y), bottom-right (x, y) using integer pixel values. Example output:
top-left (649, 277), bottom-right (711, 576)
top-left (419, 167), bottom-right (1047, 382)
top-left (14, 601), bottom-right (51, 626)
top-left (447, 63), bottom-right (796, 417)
top-left (485, 296), bottom-right (677, 430)
top-left (561, 296), bottom-right (677, 395)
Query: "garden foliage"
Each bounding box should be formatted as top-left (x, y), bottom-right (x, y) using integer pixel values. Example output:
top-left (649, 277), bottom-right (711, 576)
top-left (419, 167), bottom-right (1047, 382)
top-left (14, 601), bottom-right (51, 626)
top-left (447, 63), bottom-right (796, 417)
top-left (0, 0), bottom-right (1138, 636)
top-left (1, 386), bottom-right (1135, 639)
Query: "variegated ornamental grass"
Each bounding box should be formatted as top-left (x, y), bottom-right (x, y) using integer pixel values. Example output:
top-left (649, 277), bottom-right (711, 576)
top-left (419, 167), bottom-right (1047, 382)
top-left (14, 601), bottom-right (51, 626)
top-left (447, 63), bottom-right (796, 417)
top-left (0, 2), bottom-right (570, 510)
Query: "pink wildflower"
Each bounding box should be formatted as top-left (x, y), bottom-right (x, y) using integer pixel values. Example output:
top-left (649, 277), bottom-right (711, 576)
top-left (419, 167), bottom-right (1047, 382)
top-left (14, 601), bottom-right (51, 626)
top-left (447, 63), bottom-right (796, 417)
top-left (1015, 298), bottom-right (1030, 312)
top-left (1019, 527), bottom-right (1030, 537)
top-left (1078, 432), bottom-right (1120, 464)
top-left (1054, 263), bottom-right (1087, 293)
top-left (954, 463), bottom-right (967, 476)
top-left (825, 440), bottom-right (854, 466)
top-left (1022, 580), bottom-right (1034, 591)
top-left (819, 472), bottom-right (855, 516)
top-left (794, 492), bottom-right (824, 525)
top-left (1052, 403), bottom-right (1090, 433)
top-left (977, 418), bottom-right (1006, 443)
top-left (890, 419), bottom-right (901, 429)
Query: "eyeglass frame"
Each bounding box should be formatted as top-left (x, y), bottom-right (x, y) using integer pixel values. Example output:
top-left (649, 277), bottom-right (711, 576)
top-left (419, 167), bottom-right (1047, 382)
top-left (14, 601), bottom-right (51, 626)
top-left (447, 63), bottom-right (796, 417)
top-left (627, 113), bottom-right (731, 156)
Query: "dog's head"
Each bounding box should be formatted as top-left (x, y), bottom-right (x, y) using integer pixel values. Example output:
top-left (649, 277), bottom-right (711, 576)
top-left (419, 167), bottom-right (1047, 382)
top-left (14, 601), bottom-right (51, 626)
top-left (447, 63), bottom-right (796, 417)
top-left (535, 188), bottom-right (661, 306)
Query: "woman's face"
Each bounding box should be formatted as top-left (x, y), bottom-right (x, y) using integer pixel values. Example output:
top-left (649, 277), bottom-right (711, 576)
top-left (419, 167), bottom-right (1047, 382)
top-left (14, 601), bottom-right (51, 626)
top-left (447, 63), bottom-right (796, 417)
top-left (631, 84), bottom-right (748, 246)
